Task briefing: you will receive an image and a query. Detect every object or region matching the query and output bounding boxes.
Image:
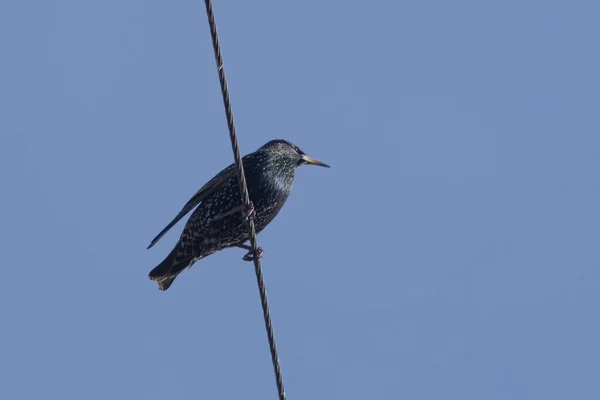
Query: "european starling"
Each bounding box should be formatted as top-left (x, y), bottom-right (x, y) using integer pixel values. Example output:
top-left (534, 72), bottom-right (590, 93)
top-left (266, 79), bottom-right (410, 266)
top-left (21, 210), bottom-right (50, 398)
top-left (147, 139), bottom-right (329, 290)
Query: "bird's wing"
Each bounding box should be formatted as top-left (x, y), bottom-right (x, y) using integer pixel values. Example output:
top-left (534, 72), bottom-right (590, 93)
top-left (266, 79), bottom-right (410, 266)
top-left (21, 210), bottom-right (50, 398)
top-left (146, 162), bottom-right (237, 249)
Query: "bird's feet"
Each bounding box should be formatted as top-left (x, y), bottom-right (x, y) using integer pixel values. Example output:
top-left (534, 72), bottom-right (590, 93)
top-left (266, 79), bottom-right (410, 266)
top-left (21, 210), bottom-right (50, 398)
top-left (232, 242), bottom-right (264, 262)
top-left (243, 202), bottom-right (256, 223)
top-left (243, 247), bottom-right (263, 262)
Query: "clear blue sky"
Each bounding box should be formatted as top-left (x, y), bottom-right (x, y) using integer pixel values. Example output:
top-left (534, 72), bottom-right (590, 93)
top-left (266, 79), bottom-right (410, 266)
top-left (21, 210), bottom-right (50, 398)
top-left (1, 1), bottom-right (598, 399)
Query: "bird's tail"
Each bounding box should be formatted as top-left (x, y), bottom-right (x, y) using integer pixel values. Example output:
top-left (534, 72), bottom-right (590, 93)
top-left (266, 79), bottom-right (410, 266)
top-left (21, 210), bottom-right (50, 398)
top-left (148, 246), bottom-right (193, 291)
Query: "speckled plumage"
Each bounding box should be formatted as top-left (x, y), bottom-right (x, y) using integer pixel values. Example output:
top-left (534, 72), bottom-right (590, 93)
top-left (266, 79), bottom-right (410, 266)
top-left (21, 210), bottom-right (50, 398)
top-left (147, 139), bottom-right (329, 290)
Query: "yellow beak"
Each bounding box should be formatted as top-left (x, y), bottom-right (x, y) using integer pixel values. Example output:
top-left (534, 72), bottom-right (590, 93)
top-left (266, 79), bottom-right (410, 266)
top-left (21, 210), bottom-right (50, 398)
top-left (301, 155), bottom-right (330, 168)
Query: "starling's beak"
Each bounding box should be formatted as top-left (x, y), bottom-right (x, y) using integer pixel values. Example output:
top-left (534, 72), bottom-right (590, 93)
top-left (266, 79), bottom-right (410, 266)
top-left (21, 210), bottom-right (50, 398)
top-left (301, 154), bottom-right (330, 168)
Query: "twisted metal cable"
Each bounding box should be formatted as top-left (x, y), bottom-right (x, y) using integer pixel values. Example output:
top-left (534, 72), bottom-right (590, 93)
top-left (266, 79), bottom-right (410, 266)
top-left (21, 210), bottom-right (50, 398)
top-left (203, 1), bottom-right (286, 399)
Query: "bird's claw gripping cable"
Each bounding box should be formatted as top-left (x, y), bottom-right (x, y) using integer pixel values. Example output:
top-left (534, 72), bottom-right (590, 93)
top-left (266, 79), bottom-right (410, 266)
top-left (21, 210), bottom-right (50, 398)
top-left (243, 247), bottom-right (264, 262)
top-left (244, 201), bottom-right (256, 223)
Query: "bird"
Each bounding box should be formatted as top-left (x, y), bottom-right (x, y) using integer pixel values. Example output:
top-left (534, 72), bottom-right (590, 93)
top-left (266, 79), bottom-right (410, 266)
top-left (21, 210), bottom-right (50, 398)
top-left (147, 139), bottom-right (330, 291)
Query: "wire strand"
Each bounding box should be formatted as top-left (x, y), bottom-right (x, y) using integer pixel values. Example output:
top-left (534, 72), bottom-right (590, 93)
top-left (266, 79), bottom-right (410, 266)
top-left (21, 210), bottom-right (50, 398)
top-left (203, 1), bottom-right (286, 399)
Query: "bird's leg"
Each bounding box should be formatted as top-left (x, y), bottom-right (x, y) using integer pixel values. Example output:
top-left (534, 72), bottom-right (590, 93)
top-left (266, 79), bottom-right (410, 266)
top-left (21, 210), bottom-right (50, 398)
top-left (231, 243), bottom-right (264, 262)
top-left (231, 243), bottom-right (253, 251)
top-left (234, 202), bottom-right (262, 261)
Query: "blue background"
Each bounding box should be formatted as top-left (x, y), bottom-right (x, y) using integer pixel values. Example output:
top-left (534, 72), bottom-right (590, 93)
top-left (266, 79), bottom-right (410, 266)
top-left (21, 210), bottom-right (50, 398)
top-left (1, 1), bottom-right (599, 399)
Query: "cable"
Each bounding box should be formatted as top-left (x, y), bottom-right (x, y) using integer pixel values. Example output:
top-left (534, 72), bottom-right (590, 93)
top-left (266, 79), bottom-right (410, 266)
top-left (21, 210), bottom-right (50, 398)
top-left (203, 1), bottom-right (287, 399)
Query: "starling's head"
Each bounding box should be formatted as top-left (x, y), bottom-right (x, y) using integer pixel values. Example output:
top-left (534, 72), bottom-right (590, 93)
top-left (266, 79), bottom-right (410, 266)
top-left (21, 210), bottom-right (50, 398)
top-left (260, 139), bottom-right (330, 169)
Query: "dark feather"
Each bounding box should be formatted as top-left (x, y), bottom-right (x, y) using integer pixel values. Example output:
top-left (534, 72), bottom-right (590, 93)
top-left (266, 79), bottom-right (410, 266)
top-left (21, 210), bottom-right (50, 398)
top-left (146, 163), bottom-right (237, 249)
top-left (148, 244), bottom-right (195, 290)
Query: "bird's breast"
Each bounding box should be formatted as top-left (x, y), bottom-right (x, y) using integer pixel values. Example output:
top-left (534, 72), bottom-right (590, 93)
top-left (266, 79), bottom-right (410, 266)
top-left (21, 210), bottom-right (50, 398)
top-left (247, 169), bottom-right (293, 231)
